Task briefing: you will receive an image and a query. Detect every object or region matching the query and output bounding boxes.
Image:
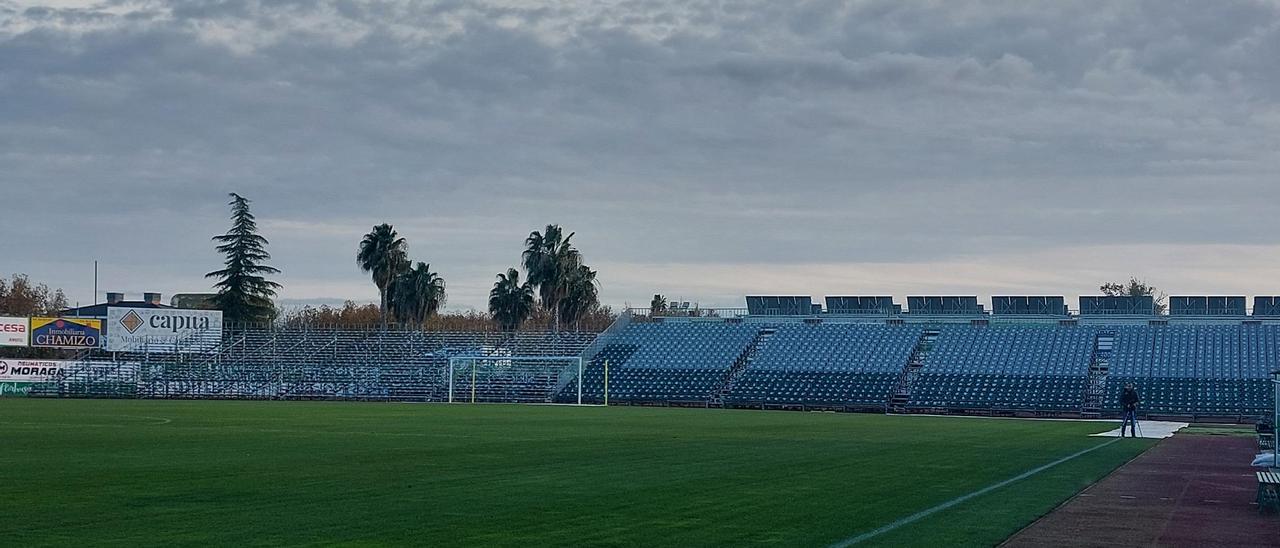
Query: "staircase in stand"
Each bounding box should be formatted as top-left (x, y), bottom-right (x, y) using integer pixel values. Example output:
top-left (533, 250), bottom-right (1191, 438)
top-left (710, 327), bottom-right (776, 406)
top-left (889, 330), bottom-right (940, 413)
top-left (1082, 331), bottom-right (1115, 417)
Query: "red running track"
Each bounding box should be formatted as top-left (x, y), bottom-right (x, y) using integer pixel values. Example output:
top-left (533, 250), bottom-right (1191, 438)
top-left (1004, 434), bottom-right (1280, 548)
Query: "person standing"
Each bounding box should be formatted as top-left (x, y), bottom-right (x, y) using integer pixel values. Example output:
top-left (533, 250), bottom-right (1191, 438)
top-left (1120, 383), bottom-right (1140, 438)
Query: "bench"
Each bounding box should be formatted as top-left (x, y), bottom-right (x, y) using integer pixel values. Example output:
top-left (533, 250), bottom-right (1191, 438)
top-left (1258, 471), bottom-right (1280, 513)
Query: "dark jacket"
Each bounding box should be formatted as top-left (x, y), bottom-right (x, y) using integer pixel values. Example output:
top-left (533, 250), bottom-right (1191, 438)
top-left (1121, 388), bottom-right (1139, 411)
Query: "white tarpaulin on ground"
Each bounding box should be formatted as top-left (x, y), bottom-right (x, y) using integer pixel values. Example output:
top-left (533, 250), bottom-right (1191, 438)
top-left (1091, 420), bottom-right (1188, 439)
top-left (106, 307), bottom-right (222, 353)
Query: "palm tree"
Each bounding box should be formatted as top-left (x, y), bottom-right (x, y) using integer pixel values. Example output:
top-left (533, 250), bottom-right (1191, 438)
top-left (356, 223), bottom-right (408, 328)
top-left (558, 262), bottom-right (599, 331)
top-left (392, 262), bottom-right (446, 326)
top-left (489, 268), bottom-right (535, 331)
top-left (522, 224), bottom-right (580, 330)
top-left (649, 294), bottom-right (668, 316)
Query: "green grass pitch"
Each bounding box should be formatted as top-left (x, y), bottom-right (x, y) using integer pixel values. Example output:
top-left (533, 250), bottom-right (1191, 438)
top-left (0, 400), bottom-right (1154, 547)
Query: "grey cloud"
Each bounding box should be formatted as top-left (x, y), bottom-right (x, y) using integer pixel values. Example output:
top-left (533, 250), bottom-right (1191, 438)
top-left (3, 0), bottom-right (1280, 309)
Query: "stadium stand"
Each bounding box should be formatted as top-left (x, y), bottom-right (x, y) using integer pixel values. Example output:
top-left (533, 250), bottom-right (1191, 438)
top-left (41, 327), bottom-right (594, 402)
top-left (907, 325), bottom-right (1091, 412)
top-left (31, 293), bottom-right (1280, 421)
top-left (569, 311), bottom-right (1275, 419)
top-left (725, 323), bottom-right (919, 407)
top-left (573, 321), bottom-right (761, 403)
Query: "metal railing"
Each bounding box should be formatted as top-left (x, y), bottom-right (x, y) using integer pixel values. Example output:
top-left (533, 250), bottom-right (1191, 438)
top-left (625, 306), bottom-right (1280, 319)
top-left (627, 307), bottom-right (748, 318)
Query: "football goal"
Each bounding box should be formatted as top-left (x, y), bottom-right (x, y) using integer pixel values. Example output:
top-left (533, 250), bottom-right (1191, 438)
top-left (446, 355), bottom-right (585, 405)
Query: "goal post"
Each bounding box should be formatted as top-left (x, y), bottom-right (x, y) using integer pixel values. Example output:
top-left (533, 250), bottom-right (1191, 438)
top-left (446, 355), bottom-right (585, 405)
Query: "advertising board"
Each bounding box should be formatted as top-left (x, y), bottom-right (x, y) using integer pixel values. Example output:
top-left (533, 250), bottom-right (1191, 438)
top-left (0, 316), bottom-right (28, 347)
top-left (105, 308), bottom-right (222, 353)
top-left (30, 317), bottom-right (102, 349)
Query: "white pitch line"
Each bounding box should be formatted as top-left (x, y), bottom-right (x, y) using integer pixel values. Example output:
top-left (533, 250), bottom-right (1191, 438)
top-left (0, 415), bottom-right (173, 427)
top-left (829, 438), bottom-right (1122, 548)
top-left (117, 415), bottom-right (173, 424)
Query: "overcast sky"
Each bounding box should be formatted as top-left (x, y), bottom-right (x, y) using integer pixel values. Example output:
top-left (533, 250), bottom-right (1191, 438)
top-left (3, 0), bottom-right (1280, 312)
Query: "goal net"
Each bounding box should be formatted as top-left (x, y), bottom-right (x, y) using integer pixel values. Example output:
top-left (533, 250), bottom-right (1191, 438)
top-left (446, 355), bottom-right (585, 405)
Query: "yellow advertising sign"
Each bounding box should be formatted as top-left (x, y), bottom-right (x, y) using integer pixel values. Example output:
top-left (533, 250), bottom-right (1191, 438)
top-left (29, 317), bottom-right (103, 349)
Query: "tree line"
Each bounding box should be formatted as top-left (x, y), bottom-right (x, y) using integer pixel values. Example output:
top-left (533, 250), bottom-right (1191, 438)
top-left (0, 274), bottom-right (71, 359)
top-left (356, 223), bottom-right (445, 328)
top-left (276, 301), bottom-right (615, 332)
top-left (204, 194), bottom-right (605, 331)
top-left (351, 222), bottom-right (602, 331)
top-left (491, 224), bottom-right (599, 331)
top-left (0, 274), bottom-right (68, 317)
top-left (183, 194), bottom-right (1183, 325)
top-left (0, 190), bottom-right (1177, 333)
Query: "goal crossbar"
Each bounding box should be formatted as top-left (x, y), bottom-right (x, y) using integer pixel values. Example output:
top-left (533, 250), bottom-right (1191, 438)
top-left (446, 355), bottom-right (584, 405)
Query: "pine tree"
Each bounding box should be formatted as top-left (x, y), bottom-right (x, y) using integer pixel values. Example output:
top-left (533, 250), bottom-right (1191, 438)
top-left (206, 193), bottom-right (281, 323)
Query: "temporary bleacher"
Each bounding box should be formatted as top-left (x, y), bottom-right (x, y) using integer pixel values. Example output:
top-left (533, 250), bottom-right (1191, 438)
top-left (1102, 324), bottom-right (1274, 417)
top-left (45, 327), bottom-right (596, 402)
top-left (726, 324), bottom-right (921, 407)
top-left (1240, 324), bottom-right (1278, 414)
top-left (571, 314), bottom-right (1274, 418)
top-left (908, 325), bottom-right (1091, 411)
top-left (573, 321), bottom-right (762, 402)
